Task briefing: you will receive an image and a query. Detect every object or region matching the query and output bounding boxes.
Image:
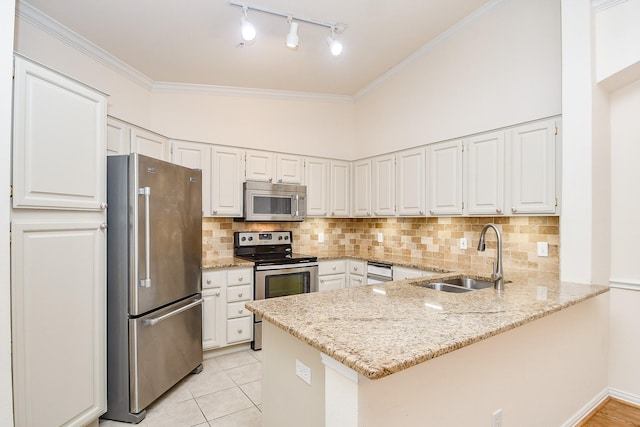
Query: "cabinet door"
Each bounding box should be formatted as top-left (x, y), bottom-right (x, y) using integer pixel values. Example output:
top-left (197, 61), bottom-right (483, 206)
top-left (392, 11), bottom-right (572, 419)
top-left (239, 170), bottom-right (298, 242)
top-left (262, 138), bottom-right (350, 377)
top-left (319, 274), bottom-right (346, 291)
top-left (202, 287), bottom-right (224, 350)
top-left (130, 127), bottom-right (169, 161)
top-left (329, 160), bottom-right (350, 217)
top-left (172, 140), bottom-right (211, 217)
top-left (509, 120), bottom-right (557, 214)
top-left (211, 146), bottom-right (244, 216)
top-left (245, 150), bottom-right (275, 182)
top-left (276, 154), bottom-right (303, 184)
top-left (11, 219), bottom-right (106, 427)
top-left (106, 117), bottom-right (130, 156)
top-left (12, 56), bottom-right (106, 211)
top-left (372, 154), bottom-right (396, 217)
top-left (348, 276), bottom-right (366, 287)
top-left (466, 132), bottom-right (505, 215)
top-left (304, 157), bottom-right (328, 217)
top-left (428, 140), bottom-right (463, 216)
top-left (352, 159), bottom-right (372, 217)
top-left (397, 148), bottom-right (426, 216)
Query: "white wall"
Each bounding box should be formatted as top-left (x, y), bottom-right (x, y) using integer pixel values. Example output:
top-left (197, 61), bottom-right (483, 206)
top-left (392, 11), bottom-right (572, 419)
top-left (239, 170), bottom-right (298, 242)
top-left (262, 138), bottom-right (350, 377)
top-left (353, 0), bottom-right (561, 159)
top-left (595, 0), bottom-right (640, 83)
top-left (0, 2), bottom-right (15, 425)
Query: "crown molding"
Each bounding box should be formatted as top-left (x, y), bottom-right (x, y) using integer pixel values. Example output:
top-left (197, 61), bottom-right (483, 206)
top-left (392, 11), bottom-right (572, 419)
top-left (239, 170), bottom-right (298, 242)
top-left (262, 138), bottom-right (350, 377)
top-left (151, 82), bottom-right (354, 103)
top-left (353, 0), bottom-right (506, 101)
top-left (592, 0), bottom-right (630, 13)
top-left (16, 1), bottom-right (155, 90)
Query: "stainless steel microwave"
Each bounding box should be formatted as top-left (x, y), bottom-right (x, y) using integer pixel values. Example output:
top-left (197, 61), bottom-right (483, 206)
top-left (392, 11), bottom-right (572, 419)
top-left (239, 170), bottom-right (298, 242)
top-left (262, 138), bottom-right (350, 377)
top-left (242, 181), bottom-right (307, 222)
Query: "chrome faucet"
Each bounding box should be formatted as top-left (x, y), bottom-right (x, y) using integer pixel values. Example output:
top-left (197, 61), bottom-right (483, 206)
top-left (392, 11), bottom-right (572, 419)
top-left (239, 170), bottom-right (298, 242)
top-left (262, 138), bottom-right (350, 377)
top-left (477, 223), bottom-right (504, 290)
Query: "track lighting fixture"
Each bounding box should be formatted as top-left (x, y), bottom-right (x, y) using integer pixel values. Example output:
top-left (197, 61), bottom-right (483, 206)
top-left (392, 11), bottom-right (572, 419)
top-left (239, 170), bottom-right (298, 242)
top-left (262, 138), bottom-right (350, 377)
top-left (229, 1), bottom-right (347, 55)
top-left (285, 18), bottom-right (299, 49)
top-left (240, 6), bottom-right (256, 42)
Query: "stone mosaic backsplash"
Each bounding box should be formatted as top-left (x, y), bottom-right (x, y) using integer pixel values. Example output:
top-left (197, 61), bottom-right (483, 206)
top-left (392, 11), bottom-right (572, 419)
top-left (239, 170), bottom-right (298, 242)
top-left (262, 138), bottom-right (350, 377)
top-left (203, 216), bottom-right (559, 275)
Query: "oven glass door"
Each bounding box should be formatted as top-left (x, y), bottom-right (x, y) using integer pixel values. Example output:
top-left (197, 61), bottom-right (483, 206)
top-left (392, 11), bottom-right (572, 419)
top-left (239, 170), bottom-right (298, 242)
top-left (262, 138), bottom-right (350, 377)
top-left (255, 264), bottom-right (318, 300)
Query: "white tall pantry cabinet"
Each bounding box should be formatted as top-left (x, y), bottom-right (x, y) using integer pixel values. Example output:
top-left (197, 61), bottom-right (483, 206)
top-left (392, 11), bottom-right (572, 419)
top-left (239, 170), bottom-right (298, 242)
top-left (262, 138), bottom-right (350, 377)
top-left (11, 56), bottom-right (107, 426)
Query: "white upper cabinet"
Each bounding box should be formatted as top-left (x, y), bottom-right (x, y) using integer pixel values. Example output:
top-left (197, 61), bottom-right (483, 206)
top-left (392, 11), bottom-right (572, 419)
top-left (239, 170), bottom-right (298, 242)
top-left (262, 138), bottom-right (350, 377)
top-left (171, 140), bottom-right (211, 217)
top-left (12, 56), bottom-right (106, 211)
top-left (352, 159), bottom-right (372, 217)
top-left (465, 131), bottom-right (505, 215)
top-left (304, 157), bottom-right (329, 217)
top-left (372, 154), bottom-right (396, 217)
top-left (428, 140), bottom-right (463, 216)
top-left (329, 160), bottom-right (350, 217)
top-left (508, 118), bottom-right (557, 214)
top-left (211, 146), bottom-right (244, 217)
top-left (130, 127), bottom-right (170, 161)
top-left (397, 147), bottom-right (426, 216)
top-left (244, 150), bottom-right (303, 184)
top-left (106, 117), bottom-right (129, 156)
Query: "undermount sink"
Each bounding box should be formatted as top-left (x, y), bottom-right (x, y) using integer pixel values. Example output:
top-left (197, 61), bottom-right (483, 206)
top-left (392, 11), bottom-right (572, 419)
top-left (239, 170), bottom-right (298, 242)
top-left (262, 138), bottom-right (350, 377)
top-left (415, 276), bottom-right (497, 293)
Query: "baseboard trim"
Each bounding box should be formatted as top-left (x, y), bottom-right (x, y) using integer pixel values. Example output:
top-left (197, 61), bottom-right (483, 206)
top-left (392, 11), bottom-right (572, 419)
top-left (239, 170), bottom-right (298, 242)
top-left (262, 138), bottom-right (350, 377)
top-left (562, 388), bottom-right (640, 426)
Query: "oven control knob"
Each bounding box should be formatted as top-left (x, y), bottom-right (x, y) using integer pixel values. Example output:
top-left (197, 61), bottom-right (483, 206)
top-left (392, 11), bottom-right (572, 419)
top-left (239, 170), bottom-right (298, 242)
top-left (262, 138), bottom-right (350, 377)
top-left (241, 236), bottom-right (246, 241)
top-left (284, 236), bottom-right (289, 240)
top-left (248, 236), bottom-right (253, 241)
top-left (278, 236), bottom-right (283, 240)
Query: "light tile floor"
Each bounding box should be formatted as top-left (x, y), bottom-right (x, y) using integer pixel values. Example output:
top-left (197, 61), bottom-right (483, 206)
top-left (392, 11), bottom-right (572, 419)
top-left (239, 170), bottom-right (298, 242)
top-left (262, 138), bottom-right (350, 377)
top-left (99, 350), bottom-right (263, 427)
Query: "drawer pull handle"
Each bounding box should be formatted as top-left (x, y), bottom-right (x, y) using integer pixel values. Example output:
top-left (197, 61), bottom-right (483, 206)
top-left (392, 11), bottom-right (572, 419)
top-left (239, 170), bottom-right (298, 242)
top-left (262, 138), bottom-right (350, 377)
top-left (238, 277), bottom-right (243, 281)
top-left (215, 291), bottom-right (220, 297)
top-left (206, 279), bottom-right (212, 284)
top-left (237, 328), bottom-right (243, 334)
top-left (238, 292), bottom-right (243, 298)
top-left (238, 309), bottom-right (244, 314)
top-left (332, 266), bottom-right (336, 270)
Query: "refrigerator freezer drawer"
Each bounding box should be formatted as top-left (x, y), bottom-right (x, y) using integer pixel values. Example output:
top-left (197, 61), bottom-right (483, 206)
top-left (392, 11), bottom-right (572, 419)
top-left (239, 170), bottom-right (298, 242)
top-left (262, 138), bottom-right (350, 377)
top-left (129, 296), bottom-right (202, 413)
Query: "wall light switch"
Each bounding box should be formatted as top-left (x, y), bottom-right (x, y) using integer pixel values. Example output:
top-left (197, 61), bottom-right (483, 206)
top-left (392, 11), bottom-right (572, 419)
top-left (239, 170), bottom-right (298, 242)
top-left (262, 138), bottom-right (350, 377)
top-left (537, 242), bottom-right (549, 257)
top-left (318, 232), bottom-right (324, 243)
top-left (459, 238), bottom-right (467, 250)
top-left (377, 232), bottom-right (384, 243)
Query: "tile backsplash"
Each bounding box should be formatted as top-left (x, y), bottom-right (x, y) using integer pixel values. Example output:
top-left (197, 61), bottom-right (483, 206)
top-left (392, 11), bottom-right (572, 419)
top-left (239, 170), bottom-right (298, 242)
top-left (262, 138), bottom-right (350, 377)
top-left (203, 216), bottom-right (559, 275)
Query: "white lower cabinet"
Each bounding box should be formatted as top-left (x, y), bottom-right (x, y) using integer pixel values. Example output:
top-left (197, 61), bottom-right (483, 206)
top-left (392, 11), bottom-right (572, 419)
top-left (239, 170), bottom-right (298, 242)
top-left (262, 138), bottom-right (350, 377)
top-left (392, 265), bottom-right (439, 280)
top-left (202, 267), bottom-right (253, 350)
top-left (347, 260), bottom-right (367, 287)
top-left (319, 260), bottom-right (347, 291)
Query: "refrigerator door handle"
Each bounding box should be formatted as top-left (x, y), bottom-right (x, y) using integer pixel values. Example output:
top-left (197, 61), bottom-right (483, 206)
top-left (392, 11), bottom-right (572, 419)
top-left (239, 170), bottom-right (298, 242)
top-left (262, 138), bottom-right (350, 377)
top-left (138, 186), bottom-right (151, 288)
top-left (143, 298), bottom-right (202, 327)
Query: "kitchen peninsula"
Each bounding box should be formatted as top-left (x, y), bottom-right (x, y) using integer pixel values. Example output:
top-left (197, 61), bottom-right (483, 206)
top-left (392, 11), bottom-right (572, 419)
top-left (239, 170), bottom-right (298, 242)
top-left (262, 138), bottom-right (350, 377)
top-left (246, 272), bottom-right (609, 427)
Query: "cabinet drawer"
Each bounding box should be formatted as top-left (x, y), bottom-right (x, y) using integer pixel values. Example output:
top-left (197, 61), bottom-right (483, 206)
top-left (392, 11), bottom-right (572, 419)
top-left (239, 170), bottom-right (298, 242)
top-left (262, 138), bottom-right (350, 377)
top-left (227, 317), bottom-right (252, 344)
top-left (202, 270), bottom-right (225, 289)
top-left (227, 268), bottom-right (252, 285)
top-left (227, 284), bottom-right (252, 302)
top-left (319, 260), bottom-right (346, 275)
top-left (227, 301), bottom-right (251, 319)
top-left (348, 260), bottom-right (366, 276)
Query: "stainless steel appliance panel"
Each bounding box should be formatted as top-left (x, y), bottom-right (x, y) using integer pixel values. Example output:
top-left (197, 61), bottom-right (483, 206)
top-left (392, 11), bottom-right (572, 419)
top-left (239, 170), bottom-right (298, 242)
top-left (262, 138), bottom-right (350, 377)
top-left (129, 296), bottom-right (202, 413)
top-left (131, 154), bottom-right (202, 315)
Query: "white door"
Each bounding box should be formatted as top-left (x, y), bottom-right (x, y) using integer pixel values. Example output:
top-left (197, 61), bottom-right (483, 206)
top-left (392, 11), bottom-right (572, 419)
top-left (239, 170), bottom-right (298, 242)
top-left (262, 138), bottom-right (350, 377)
top-left (106, 117), bottom-right (130, 156)
top-left (466, 132), bottom-right (505, 215)
top-left (130, 127), bottom-right (169, 161)
top-left (329, 160), bottom-right (350, 217)
top-left (12, 57), bottom-right (106, 210)
top-left (172, 140), bottom-right (211, 217)
top-left (428, 140), bottom-right (463, 216)
top-left (397, 148), bottom-right (426, 216)
top-left (372, 154), bottom-right (396, 217)
top-left (202, 287), bottom-right (225, 350)
top-left (304, 157), bottom-right (328, 217)
top-left (276, 154), bottom-right (303, 184)
top-left (245, 150), bottom-right (275, 182)
top-left (352, 159), bottom-right (372, 217)
top-left (211, 146), bottom-right (244, 216)
top-left (11, 220), bottom-right (106, 427)
top-left (509, 119), bottom-right (557, 214)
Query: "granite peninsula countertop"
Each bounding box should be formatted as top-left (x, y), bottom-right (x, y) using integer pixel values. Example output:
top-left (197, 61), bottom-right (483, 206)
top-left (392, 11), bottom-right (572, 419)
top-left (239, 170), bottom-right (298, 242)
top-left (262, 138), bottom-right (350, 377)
top-left (245, 271), bottom-right (609, 380)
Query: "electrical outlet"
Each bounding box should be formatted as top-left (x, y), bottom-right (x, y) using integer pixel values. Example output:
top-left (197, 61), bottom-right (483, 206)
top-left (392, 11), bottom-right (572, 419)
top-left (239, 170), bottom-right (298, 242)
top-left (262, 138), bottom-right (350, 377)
top-left (459, 238), bottom-right (467, 250)
top-left (377, 232), bottom-right (384, 243)
top-left (318, 232), bottom-right (324, 243)
top-left (492, 409), bottom-right (503, 427)
top-left (537, 241), bottom-right (549, 257)
top-left (295, 359), bottom-right (312, 385)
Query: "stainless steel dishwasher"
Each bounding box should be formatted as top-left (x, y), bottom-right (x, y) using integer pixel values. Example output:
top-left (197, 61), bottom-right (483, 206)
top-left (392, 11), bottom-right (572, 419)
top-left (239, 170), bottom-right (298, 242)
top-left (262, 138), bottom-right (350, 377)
top-left (367, 261), bottom-right (393, 284)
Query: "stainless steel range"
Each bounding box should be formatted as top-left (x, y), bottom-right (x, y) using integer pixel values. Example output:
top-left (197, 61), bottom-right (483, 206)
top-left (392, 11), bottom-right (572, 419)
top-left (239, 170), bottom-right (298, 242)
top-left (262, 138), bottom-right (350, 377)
top-left (234, 231), bottom-right (318, 350)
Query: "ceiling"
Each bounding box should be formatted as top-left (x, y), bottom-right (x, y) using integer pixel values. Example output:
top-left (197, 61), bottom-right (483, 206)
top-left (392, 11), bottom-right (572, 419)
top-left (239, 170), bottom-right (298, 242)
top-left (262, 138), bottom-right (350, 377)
top-left (21, 0), bottom-right (491, 96)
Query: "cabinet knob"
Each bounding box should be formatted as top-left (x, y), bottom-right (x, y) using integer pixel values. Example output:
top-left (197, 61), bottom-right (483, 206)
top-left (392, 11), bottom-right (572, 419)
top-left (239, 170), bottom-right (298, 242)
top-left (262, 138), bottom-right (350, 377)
top-left (357, 278), bottom-right (362, 282)
top-left (511, 207), bottom-right (517, 213)
top-left (212, 210), bottom-right (218, 214)
top-left (367, 211), bottom-right (371, 216)
top-left (99, 223), bottom-right (108, 230)
top-left (496, 208), bottom-right (502, 214)
top-left (354, 266), bottom-right (358, 271)
top-left (237, 328), bottom-right (243, 334)
top-left (238, 277), bottom-right (243, 281)
top-left (320, 279), bottom-right (325, 283)
top-left (331, 212), bottom-right (335, 216)
top-left (429, 210), bottom-right (435, 215)
top-left (278, 178), bottom-right (283, 183)
top-left (238, 309), bottom-right (244, 314)
top-left (268, 177), bottom-right (273, 182)
top-left (419, 210), bottom-right (424, 215)
top-left (332, 266), bottom-right (337, 270)
top-left (238, 292), bottom-right (243, 298)
top-left (99, 202), bottom-right (108, 210)
top-left (215, 291), bottom-right (221, 297)
top-left (373, 211), bottom-right (378, 216)
top-left (206, 279), bottom-right (212, 284)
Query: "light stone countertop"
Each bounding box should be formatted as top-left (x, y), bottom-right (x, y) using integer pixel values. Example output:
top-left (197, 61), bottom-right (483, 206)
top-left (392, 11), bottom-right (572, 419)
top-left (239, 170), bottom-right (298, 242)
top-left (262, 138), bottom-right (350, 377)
top-left (245, 271), bottom-right (609, 380)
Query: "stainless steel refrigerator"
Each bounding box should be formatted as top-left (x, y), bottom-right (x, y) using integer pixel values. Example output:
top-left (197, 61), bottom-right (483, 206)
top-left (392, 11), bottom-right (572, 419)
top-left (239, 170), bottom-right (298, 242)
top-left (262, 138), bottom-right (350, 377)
top-left (102, 153), bottom-right (203, 423)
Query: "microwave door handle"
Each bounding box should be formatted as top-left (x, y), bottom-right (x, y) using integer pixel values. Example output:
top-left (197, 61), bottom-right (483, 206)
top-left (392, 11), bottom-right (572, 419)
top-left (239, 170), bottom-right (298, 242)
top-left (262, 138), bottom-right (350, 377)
top-left (295, 194), bottom-right (299, 217)
top-left (138, 186), bottom-right (151, 288)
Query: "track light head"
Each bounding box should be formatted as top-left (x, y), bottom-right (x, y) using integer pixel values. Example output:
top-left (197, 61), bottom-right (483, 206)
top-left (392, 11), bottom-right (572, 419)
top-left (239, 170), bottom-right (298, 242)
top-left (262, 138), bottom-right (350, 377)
top-left (240, 7), bottom-right (256, 42)
top-left (286, 18), bottom-right (299, 49)
top-left (326, 27), bottom-right (343, 56)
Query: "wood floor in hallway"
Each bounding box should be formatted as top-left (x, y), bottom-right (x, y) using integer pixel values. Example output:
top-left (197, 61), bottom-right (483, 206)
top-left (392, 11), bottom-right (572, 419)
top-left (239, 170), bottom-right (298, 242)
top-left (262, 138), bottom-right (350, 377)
top-left (577, 398), bottom-right (640, 427)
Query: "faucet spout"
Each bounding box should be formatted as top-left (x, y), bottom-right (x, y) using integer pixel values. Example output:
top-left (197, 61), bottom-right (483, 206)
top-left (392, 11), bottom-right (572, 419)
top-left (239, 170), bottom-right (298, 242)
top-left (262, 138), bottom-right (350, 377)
top-left (477, 223), bottom-right (504, 290)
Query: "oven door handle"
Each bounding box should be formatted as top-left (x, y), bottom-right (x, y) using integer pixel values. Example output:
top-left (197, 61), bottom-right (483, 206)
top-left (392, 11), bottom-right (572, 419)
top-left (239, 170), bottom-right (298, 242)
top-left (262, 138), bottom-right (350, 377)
top-left (255, 262), bottom-right (318, 271)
